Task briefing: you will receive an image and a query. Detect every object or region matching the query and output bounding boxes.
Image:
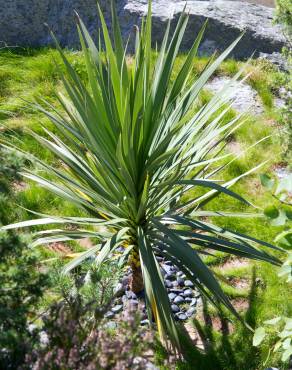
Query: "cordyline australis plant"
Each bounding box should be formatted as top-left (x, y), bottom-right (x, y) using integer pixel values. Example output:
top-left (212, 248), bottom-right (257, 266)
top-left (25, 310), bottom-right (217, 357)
top-left (1, 1), bottom-right (283, 351)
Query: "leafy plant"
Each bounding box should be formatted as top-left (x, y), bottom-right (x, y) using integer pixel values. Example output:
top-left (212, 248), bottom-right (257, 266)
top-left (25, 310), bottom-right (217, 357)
top-left (253, 314), bottom-right (292, 363)
top-left (274, 0), bottom-right (292, 164)
top-left (253, 174), bottom-right (292, 366)
top-left (0, 148), bottom-right (25, 223)
top-left (0, 232), bottom-right (48, 369)
top-left (275, 0), bottom-right (292, 45)
top-left (0, 148), bottom-right (48, 369)
top-left (278, 251), bottom-right (292, 282)
top-left (52, 259), bottom-right (122, 309)
top-left (260, 173), bottom-right (291, 252)
top-left (1, 1), bottom-right (283, 350)
top-left (26, 283), bottom-right (154, 370)
top-left (260, 173), bottom-right (292, 227)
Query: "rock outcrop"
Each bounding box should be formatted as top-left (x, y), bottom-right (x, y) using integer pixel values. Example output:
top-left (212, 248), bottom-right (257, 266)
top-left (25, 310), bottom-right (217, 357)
top-left (0, 0), bottom-right (286, 59)
top-left (205, 77), bottom-right (264, 114)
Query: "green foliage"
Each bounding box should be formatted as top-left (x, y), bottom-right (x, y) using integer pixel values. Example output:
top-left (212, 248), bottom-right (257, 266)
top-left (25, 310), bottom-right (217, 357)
top-left (253, 316), bottom-right (292, 363)
top-left (278, 252), bottom-right (292, 282)
top-left (276, 230), bottom-right (292, 249)
top-left (0, 231), bottom-right (48, 369)
top-left (275, 0), bottom-right (292, 42)
top-left (52, 260), bottom-right (122, 307)
top-left (274, 0), bottom-right (292, 165)
top-left (26, 276), bottom-right (154, 370)
top-left (0, 147), bottom-right (49, 369)
top-left (0, 149), bottom-right (24, 193)
top-left (252, 173), bottom-right (292, 366)
top-left (1, 1), bottom-right (284, 352)
top-left (0, 148), bottom-right (24, 223)
top-left (260, 172), bottom-right (292, 280)
top-left (260, 173), bottom-right (292, 227)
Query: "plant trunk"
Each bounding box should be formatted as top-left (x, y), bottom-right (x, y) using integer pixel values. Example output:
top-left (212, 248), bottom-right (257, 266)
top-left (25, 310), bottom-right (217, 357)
top-left (129, 247), bottom-right (144, 294)
top-left (130, 264), bottom-right (144, 294)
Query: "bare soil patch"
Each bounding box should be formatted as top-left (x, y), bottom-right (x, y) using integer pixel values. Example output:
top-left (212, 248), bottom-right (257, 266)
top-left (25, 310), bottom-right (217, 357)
top-left (228, 277), bottom-right (250, 290)
top-left (231, 298), bottom-right (250, 312)
top-left (216, 258), bottom-right (250, 271)
top-left (12, 180), bottom-right (28, 192)
top-left (79, 237), bottom-right (94, 249)
top-left (227, 140), bottom-right (243, 156)
top-left (47, 242), bottom-right (72, 255)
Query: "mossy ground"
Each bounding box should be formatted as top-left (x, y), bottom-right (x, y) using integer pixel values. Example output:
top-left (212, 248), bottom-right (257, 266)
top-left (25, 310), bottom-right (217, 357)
top-left (0, 47), bottom-right (291, 369)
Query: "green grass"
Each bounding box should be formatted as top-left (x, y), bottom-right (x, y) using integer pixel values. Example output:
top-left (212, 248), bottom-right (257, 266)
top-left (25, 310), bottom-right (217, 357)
top-left (0, 47), bottom-right (291, 369)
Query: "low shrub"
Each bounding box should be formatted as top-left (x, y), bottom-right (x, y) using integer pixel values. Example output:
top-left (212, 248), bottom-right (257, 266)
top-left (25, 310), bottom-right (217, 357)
top-left (0, 231), bottom-right (48, 369)
top-left (27, 273), bottom-right (154, 370)
top-left (0, 147), bottom-right (48, 369)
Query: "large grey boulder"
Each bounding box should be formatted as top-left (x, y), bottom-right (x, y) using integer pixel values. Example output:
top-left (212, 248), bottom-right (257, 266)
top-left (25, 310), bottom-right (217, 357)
top-left (0, 0), bottom-right (286, 59)
top-left (0, 0), bottom-right (114, 48)
top-left (122, 0), bottom-right (286, 58)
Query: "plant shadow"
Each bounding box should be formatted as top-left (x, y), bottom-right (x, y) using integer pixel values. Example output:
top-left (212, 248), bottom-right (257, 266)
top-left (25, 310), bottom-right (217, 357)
top-left (177, 267), bottom-right (262, 370)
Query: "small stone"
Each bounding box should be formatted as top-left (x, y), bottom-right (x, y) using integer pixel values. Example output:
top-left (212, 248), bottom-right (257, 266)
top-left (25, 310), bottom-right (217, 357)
top-left (176, 313), bottom-right (187, 321)
top-left (190, 298), bottom-right (197, 306)
top-left (136, 290), bottom-right (145, 299)
top-left (185, 297), bottom-right (192, 303)
top-left (161, 264), bottom-right (172, 275)
top-left (128, 299), bottom-right (139, 306)
top-left (177, 271), bottom-right (183, 277)
top-left (165, 273), bottom-right (176, 281)
top-left (174, 295), bottom-right (185, 304)
top-left (196, 298), bottom-right (202, 306)
top-left (186, 307), bottom-right (196, 317)
top-left (121, 275), bottom-right (130, 286)
top-left (133, 357), bottom-right (156, 368)
top-left (105, 311), bottom-right (115, 319)
top-left (144, 362), bottom-right (158, 370)
top-left (164, 280), bottom-right (173, 288)
top-left (168, 292), bottom-right (177, 301)
top-left (39, 331), bottom-right (49, 346)
top-left (171, 304), bottom-right (180, 313)
top-left (164, 261), bottom-right (172, 266)
top-left (114, 283), bottom-right (125, 297)
top-left (105, 321), bottom-right (117, 330)
top-left (156, 256), bottom-right (163, 262)
top-left (140, 319), bottom-right (150, 326)
top-left (122, 295), bottom-right (128, 303)
top-left (126, 291), bottom-right (137, 300)
top-left (169, 289), bottom-right (182, 294)
top-left (172, 280), bottom-right (178, 288)
top-left (185, 280), bottom-right (194, 287)
top-left (183, 289), bottom-right (193, 297)
top-left (177, 277), bottom-right (185, 287)
top-left (112, 305), bottom-right (123, 313)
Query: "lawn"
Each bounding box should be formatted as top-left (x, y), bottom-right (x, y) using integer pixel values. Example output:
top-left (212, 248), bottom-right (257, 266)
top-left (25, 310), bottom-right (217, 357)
top-left (0, 47), bottom-right (291, 369)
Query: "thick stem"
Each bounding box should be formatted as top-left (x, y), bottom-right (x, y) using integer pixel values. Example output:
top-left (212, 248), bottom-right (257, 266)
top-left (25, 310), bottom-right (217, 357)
top-left (129, 247), bottom-right (144, 294)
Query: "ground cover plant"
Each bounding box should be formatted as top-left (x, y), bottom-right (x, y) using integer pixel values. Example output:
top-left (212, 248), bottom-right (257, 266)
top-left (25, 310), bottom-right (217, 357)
top-left (26, 266), bottom-right (154, 370)
top-left (0, 1), bottom-right (291, 368)
top-left (0, 1), bottom-right (287, 353)
top-left (0, 148), bottom-right (49, 369)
